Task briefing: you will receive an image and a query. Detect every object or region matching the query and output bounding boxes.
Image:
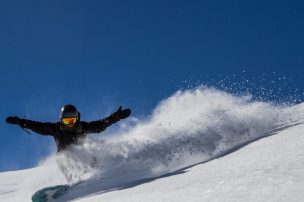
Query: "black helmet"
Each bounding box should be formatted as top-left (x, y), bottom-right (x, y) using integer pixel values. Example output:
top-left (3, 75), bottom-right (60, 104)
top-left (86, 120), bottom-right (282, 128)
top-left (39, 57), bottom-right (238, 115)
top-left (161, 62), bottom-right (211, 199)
top-left (60, 104), bottom-right (80, 121)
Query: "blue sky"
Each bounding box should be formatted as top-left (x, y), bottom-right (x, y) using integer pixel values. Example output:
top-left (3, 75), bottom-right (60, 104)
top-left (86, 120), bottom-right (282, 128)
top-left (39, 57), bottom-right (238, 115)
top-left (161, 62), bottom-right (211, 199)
top-left (0, 0), bottom-right (303, 171)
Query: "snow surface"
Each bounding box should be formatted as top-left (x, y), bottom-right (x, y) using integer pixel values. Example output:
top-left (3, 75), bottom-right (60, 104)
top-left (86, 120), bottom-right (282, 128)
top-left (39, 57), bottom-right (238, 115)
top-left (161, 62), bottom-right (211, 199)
top-left (73, 124), bottom-right (304, 202)
top-left (0, 88), bottom-right (303, 202)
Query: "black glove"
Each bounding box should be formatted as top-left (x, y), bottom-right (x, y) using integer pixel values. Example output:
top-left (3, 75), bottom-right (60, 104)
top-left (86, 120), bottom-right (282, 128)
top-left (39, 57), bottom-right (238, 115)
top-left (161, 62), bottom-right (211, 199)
top-left (114, 106), bottom-right (131, 119)
top-left (6, 116), bottom-right (22, 125)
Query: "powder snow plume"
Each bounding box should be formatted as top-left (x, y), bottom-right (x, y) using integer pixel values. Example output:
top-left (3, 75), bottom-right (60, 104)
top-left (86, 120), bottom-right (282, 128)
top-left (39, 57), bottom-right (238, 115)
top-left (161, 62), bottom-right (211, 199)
top-left (49, 87), bottom-right (302, 184)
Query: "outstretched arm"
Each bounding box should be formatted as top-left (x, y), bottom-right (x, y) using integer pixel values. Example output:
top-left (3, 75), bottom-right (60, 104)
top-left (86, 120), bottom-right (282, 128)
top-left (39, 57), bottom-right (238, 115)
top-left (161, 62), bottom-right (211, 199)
top-left (6, 116), bottom-right (56, 136)
top-left (83, 106), bottom-right (131, 134)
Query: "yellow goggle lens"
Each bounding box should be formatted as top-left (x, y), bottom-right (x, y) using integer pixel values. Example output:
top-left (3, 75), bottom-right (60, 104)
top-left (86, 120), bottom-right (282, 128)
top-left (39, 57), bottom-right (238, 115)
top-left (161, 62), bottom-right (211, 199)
top-left (62, 117), bottom-right (78, 125)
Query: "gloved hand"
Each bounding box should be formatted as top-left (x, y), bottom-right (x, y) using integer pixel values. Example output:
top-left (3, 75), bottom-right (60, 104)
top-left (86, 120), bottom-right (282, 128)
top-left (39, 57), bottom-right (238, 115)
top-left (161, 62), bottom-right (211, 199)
top-left (6, 116), bottom-right (22, 125)
top-left (114, 106), bottom-right (131, 119)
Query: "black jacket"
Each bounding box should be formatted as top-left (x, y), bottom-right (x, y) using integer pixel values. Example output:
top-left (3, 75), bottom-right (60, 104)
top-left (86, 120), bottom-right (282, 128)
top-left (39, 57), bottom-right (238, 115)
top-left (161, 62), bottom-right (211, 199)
top-left (18, 113), bottom-right (121, 152)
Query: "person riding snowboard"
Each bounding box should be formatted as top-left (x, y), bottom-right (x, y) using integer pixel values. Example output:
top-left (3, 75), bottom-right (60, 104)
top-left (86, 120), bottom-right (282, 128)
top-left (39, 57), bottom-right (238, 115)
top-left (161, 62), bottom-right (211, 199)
top-left (6, 105), bottom-right (131, 152)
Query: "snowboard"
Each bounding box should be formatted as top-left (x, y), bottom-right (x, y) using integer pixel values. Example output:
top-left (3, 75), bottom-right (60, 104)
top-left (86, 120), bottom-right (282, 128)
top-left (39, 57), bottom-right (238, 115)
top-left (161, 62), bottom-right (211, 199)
top-left (31, 185), bottom-right (70, 202)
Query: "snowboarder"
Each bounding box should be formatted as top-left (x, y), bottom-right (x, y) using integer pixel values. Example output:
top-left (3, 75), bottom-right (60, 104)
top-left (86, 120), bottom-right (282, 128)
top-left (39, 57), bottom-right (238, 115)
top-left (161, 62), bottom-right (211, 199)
top-left (5, 105), bottom-right (131, 152)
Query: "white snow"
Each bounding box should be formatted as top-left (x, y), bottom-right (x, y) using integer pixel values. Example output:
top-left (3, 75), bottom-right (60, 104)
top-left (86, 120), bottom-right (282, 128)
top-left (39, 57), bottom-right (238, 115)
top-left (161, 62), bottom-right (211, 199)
top-left (0, 88), bottom-right (303, 202)
top-left (74, 124), bottom-right (304, 202)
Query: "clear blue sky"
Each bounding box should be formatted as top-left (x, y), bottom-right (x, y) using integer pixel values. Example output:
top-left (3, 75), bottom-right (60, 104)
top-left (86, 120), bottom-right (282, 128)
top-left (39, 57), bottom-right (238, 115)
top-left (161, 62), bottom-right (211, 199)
top-left (0, 0), bottom-right (303, 171)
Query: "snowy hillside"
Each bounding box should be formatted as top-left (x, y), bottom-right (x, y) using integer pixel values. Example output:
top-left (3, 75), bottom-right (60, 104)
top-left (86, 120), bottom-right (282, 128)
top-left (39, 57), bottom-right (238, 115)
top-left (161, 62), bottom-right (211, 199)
top-left (0, 88), bottom-right (303, 202)
top-left (72, 122), bottom-right (304, 202)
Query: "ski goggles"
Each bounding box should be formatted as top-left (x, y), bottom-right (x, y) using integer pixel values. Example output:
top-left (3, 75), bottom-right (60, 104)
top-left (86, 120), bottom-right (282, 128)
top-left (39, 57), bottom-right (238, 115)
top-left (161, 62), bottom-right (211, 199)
top-left (61, 117), bottom-right (78, 125)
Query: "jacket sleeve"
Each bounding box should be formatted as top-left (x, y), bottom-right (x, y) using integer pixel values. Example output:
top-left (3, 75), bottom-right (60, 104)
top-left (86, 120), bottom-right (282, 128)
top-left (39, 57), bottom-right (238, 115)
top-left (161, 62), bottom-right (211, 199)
top-left (82, 113), bottom-right (121, 134)
top-left (19, 118), bottom-right (57, 136)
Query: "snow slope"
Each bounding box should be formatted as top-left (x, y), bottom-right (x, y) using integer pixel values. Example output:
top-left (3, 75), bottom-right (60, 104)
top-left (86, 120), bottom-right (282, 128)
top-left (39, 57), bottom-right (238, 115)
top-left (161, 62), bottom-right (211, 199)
top-left (73, 123), bottom-right (304, 202)
top-left (0, 88), bottom-right (303, 202)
